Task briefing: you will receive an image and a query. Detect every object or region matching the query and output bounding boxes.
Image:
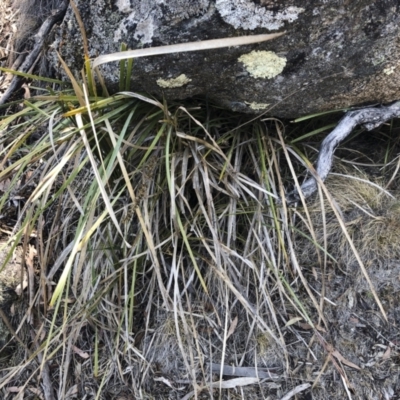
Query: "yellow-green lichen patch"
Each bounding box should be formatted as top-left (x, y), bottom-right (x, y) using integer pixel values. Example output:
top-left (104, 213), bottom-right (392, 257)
top-left (239, 51), bottom-right (286, 79)
top-left (383, 65), bottom-right (396, 75)
top-left (245, 101), bottom-right (270, 110)
top-left (157, 74), bottom-right (192, 88)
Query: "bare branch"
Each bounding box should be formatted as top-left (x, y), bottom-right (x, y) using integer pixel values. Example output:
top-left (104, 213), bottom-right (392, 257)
top-left (284, 101), bottom-right (400, 204)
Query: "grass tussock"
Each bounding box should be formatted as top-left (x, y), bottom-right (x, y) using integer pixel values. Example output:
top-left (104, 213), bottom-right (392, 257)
top-left (0, 85), bottom-right (304, 398)
top-left (1, 86), bottom-right (399, 397)
top-left (0, 17), bottom-right (400, 398)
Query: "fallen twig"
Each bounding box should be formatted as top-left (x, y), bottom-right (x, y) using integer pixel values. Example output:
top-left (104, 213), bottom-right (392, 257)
top-left (284, 101), bottom-right (400, 204)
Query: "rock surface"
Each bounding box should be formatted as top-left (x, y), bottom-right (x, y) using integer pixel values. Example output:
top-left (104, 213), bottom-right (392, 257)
top-left (51, 0), bottom-right (400, 118)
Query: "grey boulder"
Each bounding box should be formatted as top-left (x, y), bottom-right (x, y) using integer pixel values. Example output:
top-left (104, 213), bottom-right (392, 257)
top-left (51, 0), bottom-right (400, 118)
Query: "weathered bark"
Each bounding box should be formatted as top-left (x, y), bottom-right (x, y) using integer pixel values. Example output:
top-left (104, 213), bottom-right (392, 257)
top-left (284, 101), bottom-right (400, 204)
top-left (49, 0), bottom-right (400, 118)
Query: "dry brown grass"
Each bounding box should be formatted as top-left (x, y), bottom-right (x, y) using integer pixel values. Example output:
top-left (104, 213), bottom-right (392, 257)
top-left (297, 167), bottom-right (400, 267)
top-left (0, 8), bottom-right (399, 397)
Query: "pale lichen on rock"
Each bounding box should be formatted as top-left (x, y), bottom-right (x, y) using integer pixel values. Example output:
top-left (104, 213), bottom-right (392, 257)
top-left (114, 1), bottom-right (155, 44)
top-left (115, 0), bottom-right (132, 14)
top-left (157, 74), bottom-right (192, 88)
top-left (245, 101), bottom-right (270, 110)
top-left (114, 0), bottom-right (210, 44)
top-left (216, 0), bottom-right (304, 30)
top-left (239, 51), bottom-right (286, 79)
